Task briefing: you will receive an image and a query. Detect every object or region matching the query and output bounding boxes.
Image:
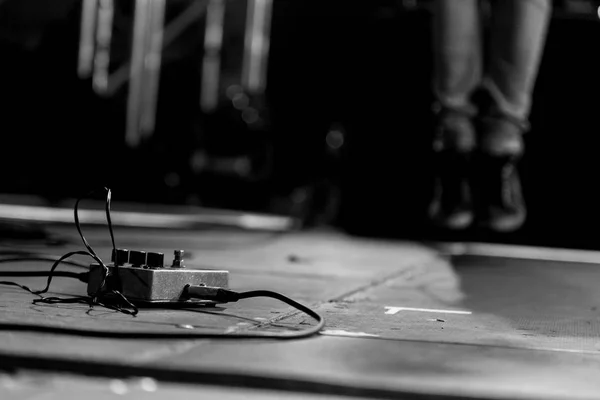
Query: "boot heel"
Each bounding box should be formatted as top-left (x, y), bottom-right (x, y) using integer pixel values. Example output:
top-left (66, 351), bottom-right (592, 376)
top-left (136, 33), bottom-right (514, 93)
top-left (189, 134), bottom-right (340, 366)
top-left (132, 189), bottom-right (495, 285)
top-left (429, 150), bottom-right (474, 230)
top-left (475, 154), bottom-right (526, 232)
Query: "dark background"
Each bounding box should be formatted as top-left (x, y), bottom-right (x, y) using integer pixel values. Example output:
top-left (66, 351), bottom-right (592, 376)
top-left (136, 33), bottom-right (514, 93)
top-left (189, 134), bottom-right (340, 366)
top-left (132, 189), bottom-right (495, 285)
top-left (0, 0), bottom-right (599, 248)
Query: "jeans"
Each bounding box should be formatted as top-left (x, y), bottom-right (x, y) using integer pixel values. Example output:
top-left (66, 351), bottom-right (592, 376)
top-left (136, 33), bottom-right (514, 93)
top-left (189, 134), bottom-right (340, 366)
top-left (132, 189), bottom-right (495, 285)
top-left (432, 0), bottom-right (552, 129)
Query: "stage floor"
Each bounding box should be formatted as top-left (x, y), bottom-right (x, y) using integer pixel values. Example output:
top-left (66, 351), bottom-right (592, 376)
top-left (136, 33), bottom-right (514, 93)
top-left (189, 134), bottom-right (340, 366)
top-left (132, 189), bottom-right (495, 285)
top-left (1, 221), bottom-right (600, 399)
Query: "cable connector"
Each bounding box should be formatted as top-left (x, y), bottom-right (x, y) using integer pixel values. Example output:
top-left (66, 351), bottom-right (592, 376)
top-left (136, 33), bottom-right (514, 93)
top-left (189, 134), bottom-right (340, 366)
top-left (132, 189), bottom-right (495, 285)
top-left (184, 285), bottom-right (241, 303)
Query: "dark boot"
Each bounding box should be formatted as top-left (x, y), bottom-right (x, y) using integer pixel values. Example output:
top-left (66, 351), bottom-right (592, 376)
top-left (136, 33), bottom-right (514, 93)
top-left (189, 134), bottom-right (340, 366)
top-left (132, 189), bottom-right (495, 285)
top-left (428, 109), bottom-right (477, 230)
top-left (476, 116), bottom-right (526, 232)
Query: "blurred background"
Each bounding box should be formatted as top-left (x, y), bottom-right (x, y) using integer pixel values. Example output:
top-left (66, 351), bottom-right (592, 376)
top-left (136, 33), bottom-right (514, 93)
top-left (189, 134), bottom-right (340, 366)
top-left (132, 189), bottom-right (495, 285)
top-left (0, 0), bottom-right (599, 248)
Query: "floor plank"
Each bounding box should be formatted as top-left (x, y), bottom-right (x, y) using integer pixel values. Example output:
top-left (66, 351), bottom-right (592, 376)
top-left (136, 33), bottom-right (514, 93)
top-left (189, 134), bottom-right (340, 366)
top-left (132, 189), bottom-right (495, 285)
top-left (2, 225), bottom-right (600, 399)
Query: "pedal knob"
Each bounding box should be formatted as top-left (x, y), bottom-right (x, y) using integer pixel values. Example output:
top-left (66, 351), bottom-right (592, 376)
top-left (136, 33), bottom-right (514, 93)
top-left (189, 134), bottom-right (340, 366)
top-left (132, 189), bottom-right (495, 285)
top-left (172, 250), bottom-right (185, 268)
top-left (129, 250), bottom-right (147, 267)
top-left (146, 252), bottom-right (164, 268)
top-left (111, 248), bottom-right (129, 266)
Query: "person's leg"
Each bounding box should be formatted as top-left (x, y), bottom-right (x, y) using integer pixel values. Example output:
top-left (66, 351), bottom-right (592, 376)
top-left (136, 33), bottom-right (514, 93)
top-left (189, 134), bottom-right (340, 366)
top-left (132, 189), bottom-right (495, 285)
top-left (481, 0), bottom-right (552, 154)
top-left (433, 0), bottom-right (482, 122)
top-left (477, 0), bottom-right (552, 231)
top-left (429, 0), bottom-right (482, 230)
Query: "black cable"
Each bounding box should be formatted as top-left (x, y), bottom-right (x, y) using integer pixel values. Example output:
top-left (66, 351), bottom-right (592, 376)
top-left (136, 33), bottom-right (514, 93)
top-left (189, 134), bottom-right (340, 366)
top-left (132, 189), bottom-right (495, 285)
top-left (0, 250), bottom-right (97, 300)
top-left (72, 187), bottom-right (115, 262)
top-left (2, 280), bottom-right (324, 338)
top-left (102, 188), bottom-right (132, 313)
top-left (33, 250), bottom-right (96, 295)
top-left (74, 190), bottom-right (101, 259)
top-left (236, 290), bottom-right (325, 337)
top-left (0, 254), bottom-right (90, 286)
top-left (0, 255), bottom-right (89, 269)
top-left (104, 188), bottom-right (117, 258)
top-left (70, 188), bottom-right (136, 315)
top-left (0, 288), bottom-right (324, 339)
top-left (0, 254), bottom-right (90, 293)
top-left (0, 188), bottom-right (323, 338)
top-left (1, 277), bottom-right (324, 338)
top-left (0, 270), bottom-right (87, 281)
top-left (0, 189), bottom-right (136, 315)
top-left (0, 250), bottom-right (134, 314)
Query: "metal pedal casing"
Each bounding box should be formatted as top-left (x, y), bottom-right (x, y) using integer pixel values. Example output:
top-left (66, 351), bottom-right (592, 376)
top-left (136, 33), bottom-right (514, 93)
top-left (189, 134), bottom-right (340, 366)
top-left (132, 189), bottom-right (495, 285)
top-left (87, 263), bottom-right (229, 303)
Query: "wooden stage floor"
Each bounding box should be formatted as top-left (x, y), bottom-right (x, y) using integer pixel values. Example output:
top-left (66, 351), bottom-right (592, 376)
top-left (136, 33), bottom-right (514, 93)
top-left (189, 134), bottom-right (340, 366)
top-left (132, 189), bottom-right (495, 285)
top-left (1, 220), bottom-right (600, 399)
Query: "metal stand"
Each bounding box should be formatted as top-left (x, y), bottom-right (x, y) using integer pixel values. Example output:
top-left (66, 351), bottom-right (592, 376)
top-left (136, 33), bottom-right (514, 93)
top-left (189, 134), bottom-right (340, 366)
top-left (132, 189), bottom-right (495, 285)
top-left (77, 0), bottom-right (208, 147)
top-left (77, 0), bottom-right (273, 148)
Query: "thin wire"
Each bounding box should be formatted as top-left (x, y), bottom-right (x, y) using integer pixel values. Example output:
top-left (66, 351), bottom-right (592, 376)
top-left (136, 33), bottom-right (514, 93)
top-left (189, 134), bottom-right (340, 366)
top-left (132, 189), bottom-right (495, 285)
top-left (30, 295), bottom-right (136, 316)
top-left (71, 188), bottom-right (115, 302)
top-left (74, 189), bottom-right (101, 258)
top-left (75, 188), bottom-right (135, 315)
top-left (110, 289), bottom-right (138, 316)
top-left (33, 295), bottom-right (90, 304)
top-left (0, 251), bottom-right (96, 307)
top-left (0, 280), bottom-right (39, 295)
top-left (0, 189), bottom-right (138, 316)
top-left (105, 188), bottom-right (117, 257)
top-left (35, 251), bottom-right (98, 295)
top-left (101, 188), bottom-right (134, 314)
top-left (0, 251), bottom-right (95, 294)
